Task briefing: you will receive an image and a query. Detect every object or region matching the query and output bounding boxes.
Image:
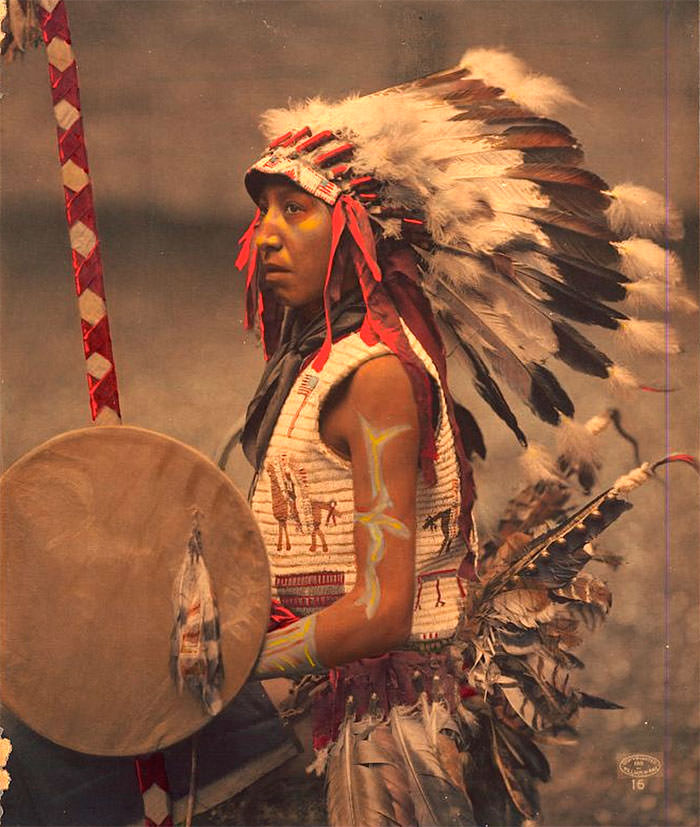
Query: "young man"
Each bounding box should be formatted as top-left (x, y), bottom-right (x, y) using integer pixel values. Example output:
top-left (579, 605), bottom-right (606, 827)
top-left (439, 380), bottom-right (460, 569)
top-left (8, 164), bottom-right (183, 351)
top-left (234, 49), bottom-right (685, 826)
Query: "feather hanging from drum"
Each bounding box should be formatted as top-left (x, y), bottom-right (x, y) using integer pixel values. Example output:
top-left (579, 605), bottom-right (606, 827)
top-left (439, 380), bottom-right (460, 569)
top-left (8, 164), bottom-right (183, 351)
top-left (170, 511), bottom-right (223, 716)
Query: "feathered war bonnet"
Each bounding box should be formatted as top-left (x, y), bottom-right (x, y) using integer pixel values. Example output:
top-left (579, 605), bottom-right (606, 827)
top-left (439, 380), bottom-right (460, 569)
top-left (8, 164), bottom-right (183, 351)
top-left (236, 48), bottom-right (693, 515)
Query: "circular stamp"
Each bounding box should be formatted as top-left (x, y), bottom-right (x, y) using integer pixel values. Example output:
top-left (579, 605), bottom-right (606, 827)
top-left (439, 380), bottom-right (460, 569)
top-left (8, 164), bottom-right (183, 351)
top-left (618, 753), bottom-right (662, 779)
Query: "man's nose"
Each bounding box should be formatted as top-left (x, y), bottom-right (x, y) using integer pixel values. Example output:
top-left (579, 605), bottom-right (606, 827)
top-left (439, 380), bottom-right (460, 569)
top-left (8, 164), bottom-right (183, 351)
top-left (255, 211), bottom-right (282, 253)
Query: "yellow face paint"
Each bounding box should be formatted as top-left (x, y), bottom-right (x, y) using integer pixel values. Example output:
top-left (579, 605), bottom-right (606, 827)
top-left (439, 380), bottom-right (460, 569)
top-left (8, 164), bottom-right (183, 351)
top-left (254, 179), bottom-right (333, 316)
top-left (354, 416), bottom-right (411, 620)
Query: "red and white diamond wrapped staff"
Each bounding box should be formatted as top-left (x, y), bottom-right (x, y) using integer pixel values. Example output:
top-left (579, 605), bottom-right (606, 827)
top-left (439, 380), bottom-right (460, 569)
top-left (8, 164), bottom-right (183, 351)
top-left (2, 0), bottom-right (121, 424)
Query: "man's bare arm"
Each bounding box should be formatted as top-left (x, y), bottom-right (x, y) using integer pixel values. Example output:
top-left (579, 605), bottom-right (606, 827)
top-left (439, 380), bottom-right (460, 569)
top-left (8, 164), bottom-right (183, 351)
top-left (253, 355), bottom-right (419, 678)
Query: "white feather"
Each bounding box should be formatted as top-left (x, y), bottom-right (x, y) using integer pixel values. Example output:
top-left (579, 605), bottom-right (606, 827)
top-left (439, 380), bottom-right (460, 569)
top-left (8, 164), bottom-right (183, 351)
top-left (459, 48), bottom-right (579, 115)
top-left (373, 217), bottom-right (403, 239)
top-left (456, 177), bottom-right (550, 212)
top-left (624, 279), bottom-right (698, 313)
top-left (424, 183), bottom-right (486, 245)
top-left (428, 250), bottom-right (484, 290)
top-left (616, 318), bottom-right (680, 354)
top-left (614, 237), bottom-right (683, 284)
top-left (511, 250), bottom-right (561, 279)
top-left (584, 411), bottom-right (613, 437)
top-left (606, 183), bottom-right (683, 241)
top-left (449, 160), bottom-right (524, 180)
top-left (489, 294), bottom-right (558, 360)
top-left (606, 364), bottom-right (639, 393)
top-left (456, 214), bottom-right (549, 252)
top-left (519, 443), bottom-right (561, 485)
top-left (556, 416), bottom-right (601, 469)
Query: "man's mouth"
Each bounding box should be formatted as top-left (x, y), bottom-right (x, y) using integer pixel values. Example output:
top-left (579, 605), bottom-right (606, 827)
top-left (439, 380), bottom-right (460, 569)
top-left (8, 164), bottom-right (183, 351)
top-left (263, 263), bottom-right (291, 277)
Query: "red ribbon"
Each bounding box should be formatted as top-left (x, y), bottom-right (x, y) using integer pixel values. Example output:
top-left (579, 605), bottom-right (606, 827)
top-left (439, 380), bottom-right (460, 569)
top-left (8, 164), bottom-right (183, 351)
top-left (235, 209), bottom-right (261, 330)
top-left (311, 198), bottom-right (348, 371)
top-left (268, 599), bottom-right (300, 632)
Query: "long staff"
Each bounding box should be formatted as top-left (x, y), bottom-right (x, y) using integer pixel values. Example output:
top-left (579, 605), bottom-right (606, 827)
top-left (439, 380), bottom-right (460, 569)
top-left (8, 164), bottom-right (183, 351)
top-left (2, 3), bottom-right (182, 824)
top-left (3, 0), bottom-right (121, 424)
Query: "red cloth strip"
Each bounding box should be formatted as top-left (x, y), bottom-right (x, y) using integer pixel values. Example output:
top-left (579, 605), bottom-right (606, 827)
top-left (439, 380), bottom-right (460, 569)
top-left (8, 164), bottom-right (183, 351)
top-left (57, 123), bottom-right (88, 167)
top-left (341, 198), bottom-right (439, 482)
top-left (82, 315), bottom-right (114, 354)
top-left (290, 126), bottom-right (312, 144)
top-left (349, 175), bottom-right (374, 188)
top-left (134, 752), bottom-right (173, 827)
top-left (268, 599), bottom-right (300, 632)
top-left (48, 64), bottom-right (81, 108)
top-left (269, 131), bottom-right (293, 149)
top-left (235, 209), bottom-right (261, 329)
top-left (64, 185), bottom-right (96, 225)
top-left (73, 249), bottom-right (105, 297)
top-left (311, 199), bottom-right (348, 371)
top-left (296, 130), bottom-right (334, 153)
top-left (38, 1), bottom-right (71, 42)
top-left (381, 244), bottom-right (475, 540)
top-left (313, 142), bottom-right (354, 168)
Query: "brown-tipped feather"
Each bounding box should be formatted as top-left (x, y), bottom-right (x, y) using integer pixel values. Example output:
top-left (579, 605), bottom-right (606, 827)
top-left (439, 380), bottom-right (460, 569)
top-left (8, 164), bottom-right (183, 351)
top-left (508, 163), bottom-right (609, 191)
top-left (327, 717), bottom-right (414, 827)
top-left (499, 129), bottom-right (578, 149)
top-left (389, 705), bottom-right (477, 826)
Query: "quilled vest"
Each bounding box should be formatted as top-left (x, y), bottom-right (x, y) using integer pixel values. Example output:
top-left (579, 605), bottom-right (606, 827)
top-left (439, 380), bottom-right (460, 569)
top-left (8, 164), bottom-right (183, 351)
top-left (250, 324), bottom-right (472, 647)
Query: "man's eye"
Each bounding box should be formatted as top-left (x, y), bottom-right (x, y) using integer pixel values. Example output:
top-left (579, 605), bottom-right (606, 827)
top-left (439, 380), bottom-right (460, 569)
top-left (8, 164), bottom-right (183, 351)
top-left (285, 202), bottom-right (303, 214)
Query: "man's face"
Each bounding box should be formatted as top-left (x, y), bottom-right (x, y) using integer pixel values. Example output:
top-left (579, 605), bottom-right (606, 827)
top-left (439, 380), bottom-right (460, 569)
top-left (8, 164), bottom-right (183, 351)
top-left (255, 178), bottom-right (333, 316)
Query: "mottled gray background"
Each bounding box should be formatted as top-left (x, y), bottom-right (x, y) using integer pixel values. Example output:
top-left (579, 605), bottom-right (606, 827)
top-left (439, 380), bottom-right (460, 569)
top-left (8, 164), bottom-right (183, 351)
top-left (1, 1), bottom-right (698, 825)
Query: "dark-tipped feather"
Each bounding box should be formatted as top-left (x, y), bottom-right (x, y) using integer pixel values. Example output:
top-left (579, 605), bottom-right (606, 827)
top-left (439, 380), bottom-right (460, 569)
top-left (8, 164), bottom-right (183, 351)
top-left (540, 180), bottom-right (611, 217)
top-left (456, 340), bottom-right (527, 446)
top-left (513, 264), bottom-right (626, 329)
top-left (577, 692), bottom-right (624, 710)
top-left (553, 320), bottom-right (612, 378)
top-left (529, 363), bottom-right (574, 419)
top-left (454, 401), bottom-right (487, 459)
top-left (552, 255), bottom-right (629, 302)
top-left (522, 146), bottom-right (585, 166)
top-left (508, 163), bottom-right (608, 192)
top-left (490, 719), bottom-right (542, 819)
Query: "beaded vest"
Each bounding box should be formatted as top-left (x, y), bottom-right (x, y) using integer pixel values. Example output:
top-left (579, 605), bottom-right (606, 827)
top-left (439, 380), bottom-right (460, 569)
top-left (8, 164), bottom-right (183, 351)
top-left (250, 325), bottom-right (470, 646)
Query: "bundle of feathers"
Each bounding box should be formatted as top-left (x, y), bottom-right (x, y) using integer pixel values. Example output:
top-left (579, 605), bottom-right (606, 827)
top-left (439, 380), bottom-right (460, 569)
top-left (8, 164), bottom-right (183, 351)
top-left (258, 47), bottom-right (694, 467)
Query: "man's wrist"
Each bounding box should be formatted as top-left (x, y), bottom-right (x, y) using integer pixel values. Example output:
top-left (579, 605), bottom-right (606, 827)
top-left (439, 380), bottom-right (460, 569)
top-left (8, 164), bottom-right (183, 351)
top-left (253, 614), bottom-right (327, 680)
